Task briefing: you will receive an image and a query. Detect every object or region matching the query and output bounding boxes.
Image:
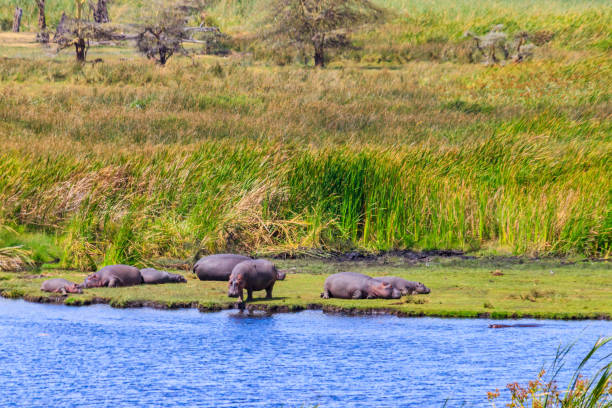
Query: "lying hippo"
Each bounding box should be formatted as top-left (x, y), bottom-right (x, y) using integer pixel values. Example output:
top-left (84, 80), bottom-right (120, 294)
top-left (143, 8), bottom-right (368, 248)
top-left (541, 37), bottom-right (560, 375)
top-left (373, 276), bottom-right (430, 295)
top-left (82, 264), bottom-right (143, 288)
top-left (193, 254), bottom-right (251, 281)
top-left (41, 278), bottom-right (83, 294)
top-left (321, 272), bottom-right (401, 299)
top-left (139, 268), bottom-right (187, 284)
top-left (228, 259), bottom-right (281, 302)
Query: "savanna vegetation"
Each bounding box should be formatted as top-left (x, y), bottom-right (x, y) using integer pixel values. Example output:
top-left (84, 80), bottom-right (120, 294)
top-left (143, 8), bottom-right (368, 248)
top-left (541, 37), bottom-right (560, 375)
top-left (0, 0), bottom-right (610, 271)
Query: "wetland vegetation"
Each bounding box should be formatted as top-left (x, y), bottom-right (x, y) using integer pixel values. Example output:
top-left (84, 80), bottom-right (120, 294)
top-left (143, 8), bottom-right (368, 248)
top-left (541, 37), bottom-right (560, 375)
top-left (0, 0), bottom-right (610, 318)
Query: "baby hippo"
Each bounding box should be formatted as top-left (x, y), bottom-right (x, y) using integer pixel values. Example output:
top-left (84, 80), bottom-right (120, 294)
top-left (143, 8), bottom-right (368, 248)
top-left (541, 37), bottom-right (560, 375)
top-left (373, 276), bottom-right (430, 295)
top-left (41, 278), bottom-right (83, 295)
top-left (228, 259), bottom-right (280, 302)
top-left (321, 272), bottom-right (401, 299)
top-left (139, 268), bottom-right (187, 284)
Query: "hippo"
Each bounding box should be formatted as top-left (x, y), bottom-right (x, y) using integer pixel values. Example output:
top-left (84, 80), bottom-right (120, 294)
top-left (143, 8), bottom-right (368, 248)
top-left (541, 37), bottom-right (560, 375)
top-left (373, 276), bottom-right (430, 295)
top-left (41, 278), bottom-right (83, 294)
top-left (321, 272), bottom-right (401, 299)
top-left (193, 254), bottom-right (252, 281)
top-left (228, 259), bottom-right (281, 302)
top-left (82, 264), bottom-right (143, 288)
top-left (488, 324), bottom-right (542, 329)
top-left (139, 268), bottom-right (187, 284)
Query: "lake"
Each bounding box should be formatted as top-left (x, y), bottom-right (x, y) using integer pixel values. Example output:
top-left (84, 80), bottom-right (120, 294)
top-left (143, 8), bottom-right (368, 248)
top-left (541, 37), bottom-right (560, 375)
top-left (0, 298), bottom-right (610, 407)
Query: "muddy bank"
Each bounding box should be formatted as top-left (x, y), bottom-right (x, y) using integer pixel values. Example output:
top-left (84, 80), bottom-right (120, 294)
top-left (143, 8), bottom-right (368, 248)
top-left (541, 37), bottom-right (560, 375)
top-left (2, 291), bottom-right (609, 321)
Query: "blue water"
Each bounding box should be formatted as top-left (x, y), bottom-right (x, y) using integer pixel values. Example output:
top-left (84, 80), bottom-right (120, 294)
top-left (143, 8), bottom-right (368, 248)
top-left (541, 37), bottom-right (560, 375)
top-left (0, 298), bottom-right (610, 407)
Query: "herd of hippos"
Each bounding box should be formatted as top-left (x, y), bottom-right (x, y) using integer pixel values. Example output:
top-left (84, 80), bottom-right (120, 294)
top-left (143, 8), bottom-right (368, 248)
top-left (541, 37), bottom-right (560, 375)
top-left (40, 253), bottom-right (431, 302)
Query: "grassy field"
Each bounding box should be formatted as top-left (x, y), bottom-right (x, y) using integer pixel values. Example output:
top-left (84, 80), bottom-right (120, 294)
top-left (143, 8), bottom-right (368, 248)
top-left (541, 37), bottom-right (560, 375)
top-left (1, 258), bottom-right (611, 319)
top-left (0, 0), bottom-right (610, 269)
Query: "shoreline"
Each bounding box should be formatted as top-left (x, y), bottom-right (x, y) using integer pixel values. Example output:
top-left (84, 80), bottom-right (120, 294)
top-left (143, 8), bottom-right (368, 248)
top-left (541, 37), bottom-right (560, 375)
top-left (3, 291), bottom-right (610, 321)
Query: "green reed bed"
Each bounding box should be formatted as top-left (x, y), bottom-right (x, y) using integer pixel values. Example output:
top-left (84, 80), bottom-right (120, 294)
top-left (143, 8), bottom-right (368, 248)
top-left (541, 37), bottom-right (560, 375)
top-left (0, 132), bottom-right (609, 268)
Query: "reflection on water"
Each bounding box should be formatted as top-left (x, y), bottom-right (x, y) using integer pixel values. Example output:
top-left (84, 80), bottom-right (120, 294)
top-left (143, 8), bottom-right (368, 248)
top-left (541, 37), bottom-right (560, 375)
top-left (0, 298), bottom-right (610, 407)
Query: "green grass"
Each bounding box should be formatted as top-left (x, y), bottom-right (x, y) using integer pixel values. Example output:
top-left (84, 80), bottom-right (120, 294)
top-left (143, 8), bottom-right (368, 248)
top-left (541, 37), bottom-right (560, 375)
top-left (1, 259), bottom-right (610, 319)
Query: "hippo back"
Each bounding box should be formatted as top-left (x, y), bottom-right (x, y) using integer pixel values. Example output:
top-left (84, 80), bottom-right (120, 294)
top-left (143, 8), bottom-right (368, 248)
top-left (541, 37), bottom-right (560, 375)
top-left (194, 254), bottom-right (251, 281)
top-left (140, 268), bottom-right (187, 284)
top-left (324, 272), bottom-right (385, 299)
top-left (230, 259), bottom-right (277, 291)
top-left (84, 264), bottom-right (143, 287)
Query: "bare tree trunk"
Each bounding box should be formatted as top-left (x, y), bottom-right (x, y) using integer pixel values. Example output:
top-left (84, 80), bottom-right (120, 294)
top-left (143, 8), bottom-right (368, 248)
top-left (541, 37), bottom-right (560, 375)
top-left (12, 7), bottom-right (23, 32)
top-left (75, 38), bottom-right (88, 62)
top-left (35, 0), bottom-right (49, 43)
top-left (314, 45), bottom-right (325, 67)
top-left (94, 0), bottom-right (110, 23)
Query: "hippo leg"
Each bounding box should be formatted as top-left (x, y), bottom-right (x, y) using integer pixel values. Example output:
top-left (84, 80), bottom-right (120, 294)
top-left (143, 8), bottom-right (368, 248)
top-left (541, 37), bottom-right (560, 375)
top-left (265, 284), bottom-right (274, 299)
top-left (107, 277), bottom-right (118, 287)
top-left (321, 289), bottom-right (330, 299)
top-left (60, 288), bottom-right (67, 295)
top-left (246, 288), bottom-right (253, 302)
top-left (352, 290), bottom-right (363, 299)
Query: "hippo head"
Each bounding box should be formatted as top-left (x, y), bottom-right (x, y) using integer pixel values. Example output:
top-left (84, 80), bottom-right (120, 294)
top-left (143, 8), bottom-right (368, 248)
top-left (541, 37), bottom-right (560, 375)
top-left (371, 281), bottom-right (394, 299)
top-left (176, 274), bottom-right (187, 283)
top-left (228, 271), bottom-right (246, 298)
top-left (276, 269), bottom-right (286, 281)
top-left (66, 283), bottom-right (83, 294)
top-left (411, 282), bottom-right (431, 295)
top-left (82, 273), bottom-right (103, 288)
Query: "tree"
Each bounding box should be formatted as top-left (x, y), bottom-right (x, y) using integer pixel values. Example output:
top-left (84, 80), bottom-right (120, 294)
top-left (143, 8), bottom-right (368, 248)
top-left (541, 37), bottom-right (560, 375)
top-left (464, 25), bottom-right (537, 65)
top-left (265, 0), bottom-right (385, 67)
top-left (54, 0), bottom-right (123, 61)
top-left (135, 0), bottom-right (223, 65)
top-left (35, 0), bottom-right (49, 43)
top-left (12, 7), bottom-right (23, 32)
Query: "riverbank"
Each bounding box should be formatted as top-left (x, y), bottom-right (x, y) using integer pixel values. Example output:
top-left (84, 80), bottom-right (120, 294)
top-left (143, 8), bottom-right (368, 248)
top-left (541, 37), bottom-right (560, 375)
top-left (1, 258), bottom-right (610, 319)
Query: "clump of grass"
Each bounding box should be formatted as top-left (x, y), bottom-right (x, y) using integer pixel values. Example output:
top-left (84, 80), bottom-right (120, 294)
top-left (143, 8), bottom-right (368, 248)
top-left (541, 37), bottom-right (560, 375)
top-left (521, 288), bottom-right (556, 302)
top-left (488, 337), bottom-right (612, 407)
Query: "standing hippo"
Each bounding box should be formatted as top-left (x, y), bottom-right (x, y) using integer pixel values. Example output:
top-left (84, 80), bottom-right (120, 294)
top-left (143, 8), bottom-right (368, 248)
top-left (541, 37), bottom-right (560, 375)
top-left (373, 276), bottom-right (430, 295)
top-left (41, 278), bottom-right (83, 294)
top-left (139, 268), bottom-right (187, 284)
top-left (321, 272), bottom-right (401, 299)
top-left (193, 254), bottom-right (251, 281)
top-left (227, 259), bottom-right (280, 302)
top-left (82, 264), bottom-right (143, 288)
